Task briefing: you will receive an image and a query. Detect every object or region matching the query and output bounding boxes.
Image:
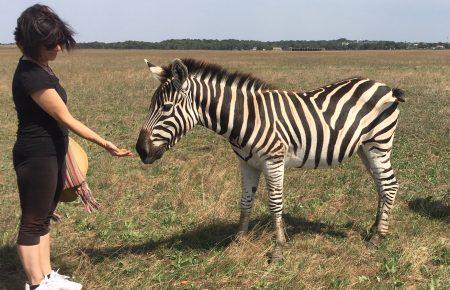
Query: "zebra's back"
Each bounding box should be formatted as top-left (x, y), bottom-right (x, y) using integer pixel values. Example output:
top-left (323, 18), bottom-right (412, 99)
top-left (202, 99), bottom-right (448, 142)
top-left (268, 77), bottom-right (401, 169)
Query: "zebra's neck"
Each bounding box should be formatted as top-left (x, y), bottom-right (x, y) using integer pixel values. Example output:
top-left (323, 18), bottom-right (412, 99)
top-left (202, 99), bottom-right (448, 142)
top-left (190, 74), bottom-right (265, 143)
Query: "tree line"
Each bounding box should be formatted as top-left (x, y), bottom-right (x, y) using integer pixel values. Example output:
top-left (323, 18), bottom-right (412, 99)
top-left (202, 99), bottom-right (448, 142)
top-left (75, 38), bottom-right (448, 50)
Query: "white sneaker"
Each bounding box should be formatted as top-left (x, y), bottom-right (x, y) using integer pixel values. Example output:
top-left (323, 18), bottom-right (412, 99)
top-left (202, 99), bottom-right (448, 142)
top-left (25, 278), bottom-right (50, 290)
top-left (46, 269), bottom-right (82, 290)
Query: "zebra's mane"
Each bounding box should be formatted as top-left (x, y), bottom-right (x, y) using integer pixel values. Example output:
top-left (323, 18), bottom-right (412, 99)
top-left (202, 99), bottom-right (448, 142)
top-left (164, 58), bottom-right (274, 91)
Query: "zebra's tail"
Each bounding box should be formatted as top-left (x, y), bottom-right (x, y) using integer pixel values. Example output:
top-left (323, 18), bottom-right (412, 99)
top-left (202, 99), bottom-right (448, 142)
top-left (392, 88), bottom-right (405, 102)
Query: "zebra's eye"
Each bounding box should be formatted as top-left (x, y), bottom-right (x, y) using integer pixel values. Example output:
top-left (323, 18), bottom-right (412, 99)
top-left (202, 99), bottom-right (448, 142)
top-left (161, 103), bottom-right (173, 112)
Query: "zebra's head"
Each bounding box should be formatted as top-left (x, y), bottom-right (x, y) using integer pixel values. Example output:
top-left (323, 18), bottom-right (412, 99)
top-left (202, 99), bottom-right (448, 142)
top-left (136, 58), bottom-right (198, 164)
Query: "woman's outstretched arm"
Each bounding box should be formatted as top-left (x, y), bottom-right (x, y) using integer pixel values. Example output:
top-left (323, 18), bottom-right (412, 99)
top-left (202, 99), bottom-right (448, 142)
top-left (31, 88), bottom-right (133, 157)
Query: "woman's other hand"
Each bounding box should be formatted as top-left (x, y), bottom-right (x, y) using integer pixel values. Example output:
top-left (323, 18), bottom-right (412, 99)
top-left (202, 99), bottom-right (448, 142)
top-left (104, 141), bottom-right (134, 157)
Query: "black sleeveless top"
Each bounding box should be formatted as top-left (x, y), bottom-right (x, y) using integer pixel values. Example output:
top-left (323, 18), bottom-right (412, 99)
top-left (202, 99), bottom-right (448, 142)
top-left (12, 57), bottom-right (69, 157)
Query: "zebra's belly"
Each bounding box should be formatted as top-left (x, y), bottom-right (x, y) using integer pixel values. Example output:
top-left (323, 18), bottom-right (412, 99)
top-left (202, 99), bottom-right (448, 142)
top-left (243, 149), bottom-right (350, 170)
top-left (284, 146), bottom-right (350, 169)
top-left (284, 154), bottom-right (335, 169)
top-left (285, 155), bottom-right (312, 169)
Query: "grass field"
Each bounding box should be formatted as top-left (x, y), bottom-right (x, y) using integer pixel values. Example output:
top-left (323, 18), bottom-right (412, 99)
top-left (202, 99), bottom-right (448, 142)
top-left (0, 48), bottom-right (449, 289)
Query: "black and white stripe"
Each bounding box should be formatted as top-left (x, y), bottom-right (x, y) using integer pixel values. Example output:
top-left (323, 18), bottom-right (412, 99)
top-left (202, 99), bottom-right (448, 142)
top-left (136, 58), bottom-right (404, 254)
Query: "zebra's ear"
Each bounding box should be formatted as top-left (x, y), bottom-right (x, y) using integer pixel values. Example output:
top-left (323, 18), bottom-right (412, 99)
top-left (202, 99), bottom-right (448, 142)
top-left (144, 59), bottom-right (167, 82)
top-left (171, 59), bottom-right (188, 91)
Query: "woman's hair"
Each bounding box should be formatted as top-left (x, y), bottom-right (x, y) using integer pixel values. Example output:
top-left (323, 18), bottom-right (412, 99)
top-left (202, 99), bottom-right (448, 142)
top-left (14, 4), bottom-right (76, 60)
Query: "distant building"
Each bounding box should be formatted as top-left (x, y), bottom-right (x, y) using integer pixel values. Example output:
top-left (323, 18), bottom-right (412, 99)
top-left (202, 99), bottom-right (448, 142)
top-left (290, 47), bottom-right (325, 51)
top-left (252, 47), bottom-right (258, 51)
top-left (272, 47), bottom-right (282, 51)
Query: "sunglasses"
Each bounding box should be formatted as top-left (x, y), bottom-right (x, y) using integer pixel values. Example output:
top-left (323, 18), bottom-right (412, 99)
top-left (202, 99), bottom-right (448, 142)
top-left (44, 37), bottom-right (66, 50)
top-left (44, 42), bottom-right (61, 50)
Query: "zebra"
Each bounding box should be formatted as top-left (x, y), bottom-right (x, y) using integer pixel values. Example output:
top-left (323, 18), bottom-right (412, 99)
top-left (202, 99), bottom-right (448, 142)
top-left (135, 58), bottom-right (405, 260)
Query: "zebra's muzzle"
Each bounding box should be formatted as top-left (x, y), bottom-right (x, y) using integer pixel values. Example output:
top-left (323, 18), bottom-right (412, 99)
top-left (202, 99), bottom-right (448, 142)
top-left (136, 130), bottom-right (167, 164)
top-left (141, 145), bottom-right (167, 164)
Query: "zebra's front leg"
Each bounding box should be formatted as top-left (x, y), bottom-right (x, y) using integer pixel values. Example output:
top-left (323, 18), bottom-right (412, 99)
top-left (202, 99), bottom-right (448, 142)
top-left (263, 159), bottom-right (286, 261)
top-left (237, 160), bottom-right (261, 238)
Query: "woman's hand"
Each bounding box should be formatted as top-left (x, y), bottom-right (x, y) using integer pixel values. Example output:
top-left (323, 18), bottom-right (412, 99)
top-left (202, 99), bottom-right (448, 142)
top-left (104, 141), bottom-right (134, 157)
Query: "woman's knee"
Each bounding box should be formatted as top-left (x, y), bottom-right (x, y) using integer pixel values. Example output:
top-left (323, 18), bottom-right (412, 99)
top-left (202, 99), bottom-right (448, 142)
top-left (17, 215), bottom-right (51, 245)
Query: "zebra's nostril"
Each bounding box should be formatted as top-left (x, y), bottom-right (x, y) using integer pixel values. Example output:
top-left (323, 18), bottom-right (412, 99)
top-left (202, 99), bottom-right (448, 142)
top-left (135, 142), bottom-right (143, 156)
top-left (136, 130), bottom-right (151, 162)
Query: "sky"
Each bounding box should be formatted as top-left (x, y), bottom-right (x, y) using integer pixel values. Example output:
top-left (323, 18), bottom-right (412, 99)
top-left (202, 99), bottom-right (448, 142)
top-left (1, 0), bottom-right (449, 44)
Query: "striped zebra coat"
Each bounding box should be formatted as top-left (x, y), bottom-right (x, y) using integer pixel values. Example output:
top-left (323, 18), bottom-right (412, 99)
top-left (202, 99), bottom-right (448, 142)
top-left (136, 58), bottom-right (404, 260)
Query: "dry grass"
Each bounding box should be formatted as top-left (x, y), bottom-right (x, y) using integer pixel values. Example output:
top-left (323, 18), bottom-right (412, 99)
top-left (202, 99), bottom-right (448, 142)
top-left (0, 48), bottom-right (449, 289)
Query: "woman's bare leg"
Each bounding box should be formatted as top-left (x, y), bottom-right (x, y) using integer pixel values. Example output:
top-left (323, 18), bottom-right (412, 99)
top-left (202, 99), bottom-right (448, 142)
top-left (39, 233), bottom-right (52, 276)
top-left (17, 244), bottom-right (44, 285)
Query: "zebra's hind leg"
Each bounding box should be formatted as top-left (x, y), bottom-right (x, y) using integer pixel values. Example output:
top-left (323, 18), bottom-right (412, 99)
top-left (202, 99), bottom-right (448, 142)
top-left (263, 158), bottom-right (286, 261)
top-left (357, 148), bottom-right (381, 235)
top-left (360, 145), bottom-right (399, 247)
top-left (236, 160), bottom-right (261, 238)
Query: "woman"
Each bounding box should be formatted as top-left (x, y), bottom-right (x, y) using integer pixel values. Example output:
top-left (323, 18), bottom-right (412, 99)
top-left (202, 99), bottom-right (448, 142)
top-left (12, 4), bottom-right (133, 290)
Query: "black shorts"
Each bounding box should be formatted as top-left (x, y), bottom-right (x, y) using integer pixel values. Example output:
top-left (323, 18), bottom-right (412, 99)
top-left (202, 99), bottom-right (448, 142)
top-left (13, 137), bottom-right (68, 245)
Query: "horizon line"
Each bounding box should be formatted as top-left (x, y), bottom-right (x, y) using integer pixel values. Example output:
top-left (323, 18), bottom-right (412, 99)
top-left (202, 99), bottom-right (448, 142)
top-left (1, 38), bottom-right (450, 45)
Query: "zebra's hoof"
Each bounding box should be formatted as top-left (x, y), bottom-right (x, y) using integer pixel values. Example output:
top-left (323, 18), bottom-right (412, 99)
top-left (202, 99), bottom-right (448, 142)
top-left (367, 233), bottom-right (384, 249)
top-left (234, 231), bottom-right (247, 242)
top-left (269, 246), bottom-right (284, 263)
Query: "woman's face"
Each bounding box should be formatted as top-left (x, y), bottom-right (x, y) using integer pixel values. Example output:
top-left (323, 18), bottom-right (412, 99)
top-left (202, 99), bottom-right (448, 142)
top-left (39, 44), bottom-right (61, 63)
